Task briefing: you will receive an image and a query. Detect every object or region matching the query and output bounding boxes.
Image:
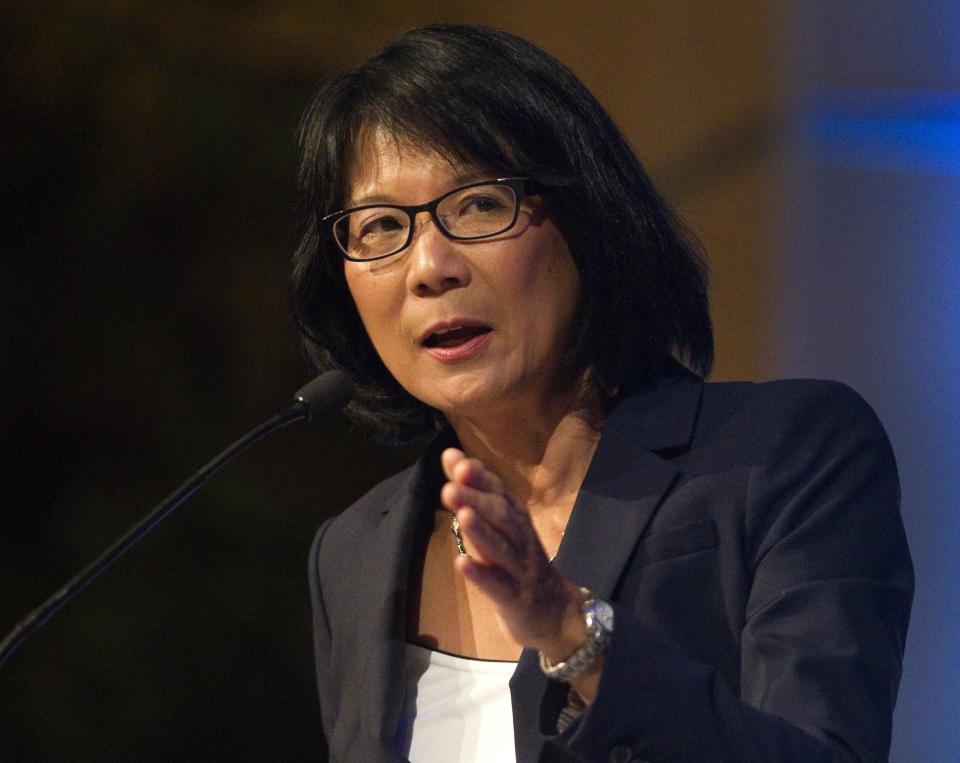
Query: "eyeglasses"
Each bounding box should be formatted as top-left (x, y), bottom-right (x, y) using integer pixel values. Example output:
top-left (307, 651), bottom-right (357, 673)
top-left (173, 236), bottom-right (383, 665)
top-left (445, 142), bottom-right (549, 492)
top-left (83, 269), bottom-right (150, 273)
top-left (323, 178), bottom-right (541, 262)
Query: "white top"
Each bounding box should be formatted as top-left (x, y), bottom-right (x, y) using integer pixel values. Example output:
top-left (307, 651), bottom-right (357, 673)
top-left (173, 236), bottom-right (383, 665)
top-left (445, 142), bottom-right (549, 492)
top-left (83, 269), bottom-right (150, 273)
top-left (393, 642), bottom-right (518, 762)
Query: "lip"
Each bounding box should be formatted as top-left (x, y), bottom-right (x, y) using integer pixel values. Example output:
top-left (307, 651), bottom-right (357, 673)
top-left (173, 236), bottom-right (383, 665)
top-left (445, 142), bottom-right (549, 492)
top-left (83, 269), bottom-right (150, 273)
top-left (419, 318), bottom-right (493, 363)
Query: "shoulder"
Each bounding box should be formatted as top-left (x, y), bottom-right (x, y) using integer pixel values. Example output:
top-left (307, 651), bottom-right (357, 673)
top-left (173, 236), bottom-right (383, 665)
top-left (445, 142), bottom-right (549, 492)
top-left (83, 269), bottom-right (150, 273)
top-left (309, 464), bottom-right (417, 572)
top-left (700, 377), bottom-right (880, 423)
top-left (690, 379), bottom-right (903, 575)
top-left (659, 377), bottom-right (900, 550)
top-left (694, 377), bottom-right (892, 464)
top-left (308, 427), bottom-right (452, 581)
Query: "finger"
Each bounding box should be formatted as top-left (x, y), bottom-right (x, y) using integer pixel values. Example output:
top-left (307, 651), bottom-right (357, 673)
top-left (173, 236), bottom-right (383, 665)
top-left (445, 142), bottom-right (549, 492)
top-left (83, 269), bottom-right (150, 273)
top-left (442, 482), bottom-right (520, 538)
top-left (446, 453), bottom-right (509, 497)
top-left (454, 507), bottom-right (530, 578)
top-left (441, 448), bottom-right (466, 481)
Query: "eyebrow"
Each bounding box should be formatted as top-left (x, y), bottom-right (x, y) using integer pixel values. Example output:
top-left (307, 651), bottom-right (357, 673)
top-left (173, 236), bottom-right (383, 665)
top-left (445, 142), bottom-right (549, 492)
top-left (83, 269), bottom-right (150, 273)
top-left (345, 167), bottom-right (497, 209)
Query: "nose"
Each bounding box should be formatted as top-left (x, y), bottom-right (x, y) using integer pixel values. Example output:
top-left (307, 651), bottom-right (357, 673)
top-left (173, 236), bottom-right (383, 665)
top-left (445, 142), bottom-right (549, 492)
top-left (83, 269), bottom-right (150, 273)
top-left (405, 214), bottom-right (471, 297)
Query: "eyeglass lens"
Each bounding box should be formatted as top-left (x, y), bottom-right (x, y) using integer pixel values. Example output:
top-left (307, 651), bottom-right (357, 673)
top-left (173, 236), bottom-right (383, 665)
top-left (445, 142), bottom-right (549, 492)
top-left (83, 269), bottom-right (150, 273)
top-left (333, 182), bottom-right (519, 261)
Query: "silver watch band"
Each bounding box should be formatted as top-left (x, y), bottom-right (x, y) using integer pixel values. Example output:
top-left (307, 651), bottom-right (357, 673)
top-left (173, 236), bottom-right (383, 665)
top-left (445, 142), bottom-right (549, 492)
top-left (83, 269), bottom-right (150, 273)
top-left (538, 591), bottom-right (613, 682)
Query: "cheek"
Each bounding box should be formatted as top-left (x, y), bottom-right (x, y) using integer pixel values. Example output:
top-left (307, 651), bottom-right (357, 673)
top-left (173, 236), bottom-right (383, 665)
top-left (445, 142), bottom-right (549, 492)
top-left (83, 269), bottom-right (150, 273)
top-left (345, 269), bottom-right (394, 348)
top-left (550, 255), bottom-right (581, 314)
top-left (523, 244), bottom-right (580, 336)
top-left (344, 267), bottom-right (416, 386)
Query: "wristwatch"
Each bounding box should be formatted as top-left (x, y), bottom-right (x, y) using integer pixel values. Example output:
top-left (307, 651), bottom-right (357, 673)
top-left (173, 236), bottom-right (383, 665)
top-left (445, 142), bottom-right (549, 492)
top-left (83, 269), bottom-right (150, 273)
top-left (538, 590), bottom-right (614, 682)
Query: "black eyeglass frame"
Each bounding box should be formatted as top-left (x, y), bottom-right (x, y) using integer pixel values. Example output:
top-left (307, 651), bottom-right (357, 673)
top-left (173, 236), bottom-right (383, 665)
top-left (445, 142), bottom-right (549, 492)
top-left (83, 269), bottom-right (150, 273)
top-left (321, 177), bottom-right (543, 262)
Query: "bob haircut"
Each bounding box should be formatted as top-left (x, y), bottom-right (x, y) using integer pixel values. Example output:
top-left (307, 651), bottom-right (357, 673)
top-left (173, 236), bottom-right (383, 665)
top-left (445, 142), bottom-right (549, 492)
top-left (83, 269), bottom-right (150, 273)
top-left (292, 24), bottom-right (712, 445)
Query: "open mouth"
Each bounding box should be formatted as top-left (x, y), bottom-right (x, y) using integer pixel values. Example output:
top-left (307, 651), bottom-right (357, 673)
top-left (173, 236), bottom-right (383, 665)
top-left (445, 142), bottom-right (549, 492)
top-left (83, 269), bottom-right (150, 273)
top-left (423, 325), bottom-right (492, 348)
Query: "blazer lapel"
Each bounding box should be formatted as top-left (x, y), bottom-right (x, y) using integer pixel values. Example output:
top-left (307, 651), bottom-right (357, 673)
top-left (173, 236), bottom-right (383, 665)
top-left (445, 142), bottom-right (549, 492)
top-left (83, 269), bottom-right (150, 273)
top-left (357, 475), bottom-right (418, 750)
top-left (511, 367), bottom-right (704, 761)
top-left (357, 431), bottom-right (453, 754)
top-left (559, 364), bottom-right (703, 593)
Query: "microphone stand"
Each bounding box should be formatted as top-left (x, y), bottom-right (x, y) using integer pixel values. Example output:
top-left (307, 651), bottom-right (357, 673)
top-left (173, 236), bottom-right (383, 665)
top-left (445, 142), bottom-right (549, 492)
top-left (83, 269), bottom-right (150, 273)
top-left (0, 371), bottom-right (351, 668)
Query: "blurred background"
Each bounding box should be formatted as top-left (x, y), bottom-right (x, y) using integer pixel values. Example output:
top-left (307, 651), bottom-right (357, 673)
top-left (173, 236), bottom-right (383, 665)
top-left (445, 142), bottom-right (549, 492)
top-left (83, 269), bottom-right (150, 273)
top-left (2, 1), bottom-right (957, 759)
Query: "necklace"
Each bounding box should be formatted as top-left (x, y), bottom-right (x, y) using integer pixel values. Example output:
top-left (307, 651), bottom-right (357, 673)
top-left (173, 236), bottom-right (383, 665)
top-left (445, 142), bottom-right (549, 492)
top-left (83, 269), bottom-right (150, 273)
top-left (450, 514), bottom-right (561, 563)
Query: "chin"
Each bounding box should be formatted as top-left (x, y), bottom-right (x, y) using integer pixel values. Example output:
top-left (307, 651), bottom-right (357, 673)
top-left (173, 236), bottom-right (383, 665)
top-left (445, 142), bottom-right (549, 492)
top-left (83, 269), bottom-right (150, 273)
top-left (416, 371), bottom-right (530, 420)
top-left (410, 372), bottom-right (490, 407)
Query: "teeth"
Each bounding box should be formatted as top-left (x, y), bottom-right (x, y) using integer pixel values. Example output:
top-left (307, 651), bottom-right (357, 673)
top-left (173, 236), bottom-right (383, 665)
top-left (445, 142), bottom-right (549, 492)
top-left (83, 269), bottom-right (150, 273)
top-left (425, 325), bottom-right (489, 348)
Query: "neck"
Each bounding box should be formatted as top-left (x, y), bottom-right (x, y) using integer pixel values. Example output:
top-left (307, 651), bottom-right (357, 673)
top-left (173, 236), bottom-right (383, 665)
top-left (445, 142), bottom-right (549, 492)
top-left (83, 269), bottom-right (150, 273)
top-left (446, 382), bottom-right (605, 517)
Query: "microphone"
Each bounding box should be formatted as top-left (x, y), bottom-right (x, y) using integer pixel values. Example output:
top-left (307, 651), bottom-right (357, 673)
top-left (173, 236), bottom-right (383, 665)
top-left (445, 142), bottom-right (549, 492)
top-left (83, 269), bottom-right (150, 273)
top-left (294, 368), bottom-right (354, 422)
top-left (0, 370), bottom-right (353, 668)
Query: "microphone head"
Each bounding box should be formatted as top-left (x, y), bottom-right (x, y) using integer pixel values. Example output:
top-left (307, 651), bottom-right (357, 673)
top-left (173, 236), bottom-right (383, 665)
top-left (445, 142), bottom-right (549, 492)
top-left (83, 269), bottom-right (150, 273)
top-left (293, 370), bottom-right (354, 422)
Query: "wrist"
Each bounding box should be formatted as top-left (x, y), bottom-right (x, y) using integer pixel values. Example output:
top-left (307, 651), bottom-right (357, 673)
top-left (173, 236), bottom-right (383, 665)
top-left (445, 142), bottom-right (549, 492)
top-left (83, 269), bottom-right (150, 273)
top-left (538, 588), bottom-right (614, 683)
top-left (538, 584), bottom-right (591, 662)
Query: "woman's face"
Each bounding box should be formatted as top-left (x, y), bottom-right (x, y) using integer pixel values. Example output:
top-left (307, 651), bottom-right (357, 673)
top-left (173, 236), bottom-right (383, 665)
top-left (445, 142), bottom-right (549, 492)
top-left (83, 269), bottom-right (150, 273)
top-left (342, 134), bottom-right (581, 421)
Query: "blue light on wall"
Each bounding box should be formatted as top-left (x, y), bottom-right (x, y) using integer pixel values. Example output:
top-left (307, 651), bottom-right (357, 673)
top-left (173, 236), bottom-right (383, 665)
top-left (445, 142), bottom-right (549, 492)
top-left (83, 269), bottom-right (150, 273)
top-left (803, 88), bottom-right (960, 177)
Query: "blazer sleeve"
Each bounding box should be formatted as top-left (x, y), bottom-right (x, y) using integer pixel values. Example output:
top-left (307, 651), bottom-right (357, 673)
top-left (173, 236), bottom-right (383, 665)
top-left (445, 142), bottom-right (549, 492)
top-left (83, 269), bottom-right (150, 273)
top-left (540, 383), bottom-right (914, 762)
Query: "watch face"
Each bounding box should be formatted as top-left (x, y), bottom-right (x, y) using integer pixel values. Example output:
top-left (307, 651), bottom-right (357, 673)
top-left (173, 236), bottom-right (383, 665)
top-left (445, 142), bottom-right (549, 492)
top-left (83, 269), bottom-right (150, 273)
top-left (588, 598), bottom-right (614, 632)
top-left (596, 600), bottom-right (614, 630)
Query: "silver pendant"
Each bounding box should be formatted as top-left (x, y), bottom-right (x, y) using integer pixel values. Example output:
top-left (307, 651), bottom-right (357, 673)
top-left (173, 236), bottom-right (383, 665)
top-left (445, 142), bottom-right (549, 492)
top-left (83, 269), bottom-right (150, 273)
top-left (450, 514), bottom-right (468, 555)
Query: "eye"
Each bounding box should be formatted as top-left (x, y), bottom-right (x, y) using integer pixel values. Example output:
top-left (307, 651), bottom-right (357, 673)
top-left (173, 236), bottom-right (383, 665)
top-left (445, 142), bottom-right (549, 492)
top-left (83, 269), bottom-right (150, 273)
top-left (355, 209), bottom-right (407, 240)
top-left (457, 192), bottom-right (510, 218)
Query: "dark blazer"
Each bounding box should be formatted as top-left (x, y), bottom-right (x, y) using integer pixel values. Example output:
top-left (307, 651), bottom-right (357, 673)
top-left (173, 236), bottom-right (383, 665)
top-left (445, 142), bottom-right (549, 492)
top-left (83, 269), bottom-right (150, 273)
top-left (309, 367), bottom-right (913, 762)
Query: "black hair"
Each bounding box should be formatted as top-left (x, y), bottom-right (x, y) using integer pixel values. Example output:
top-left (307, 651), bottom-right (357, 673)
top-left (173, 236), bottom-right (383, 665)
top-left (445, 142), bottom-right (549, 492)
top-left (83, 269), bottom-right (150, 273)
top-left (291, 24), bottom-right (712, 444)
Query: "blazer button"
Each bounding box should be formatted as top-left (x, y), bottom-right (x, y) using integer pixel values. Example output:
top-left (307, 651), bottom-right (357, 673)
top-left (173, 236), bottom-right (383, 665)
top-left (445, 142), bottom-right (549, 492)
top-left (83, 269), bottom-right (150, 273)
top-left (608, 746), bottom-right (635, 763)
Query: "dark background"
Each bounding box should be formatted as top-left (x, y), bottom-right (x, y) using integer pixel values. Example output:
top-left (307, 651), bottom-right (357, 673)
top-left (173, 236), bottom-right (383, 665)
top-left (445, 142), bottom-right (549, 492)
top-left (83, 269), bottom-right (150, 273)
top-left (3, 2), bottom-right (958, 760)
top-left (2, 4), bottom-right (418, 758)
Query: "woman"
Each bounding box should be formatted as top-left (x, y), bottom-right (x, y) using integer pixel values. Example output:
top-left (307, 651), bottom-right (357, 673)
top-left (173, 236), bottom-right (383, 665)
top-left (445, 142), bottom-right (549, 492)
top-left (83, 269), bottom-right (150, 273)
top-left (293, 25), bottom-right (913, 762)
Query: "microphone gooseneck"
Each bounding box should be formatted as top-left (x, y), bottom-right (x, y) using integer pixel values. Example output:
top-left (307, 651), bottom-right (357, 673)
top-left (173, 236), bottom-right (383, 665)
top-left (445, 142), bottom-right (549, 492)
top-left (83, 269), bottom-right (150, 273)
top-left (0, 371), bottom-right (353, 669)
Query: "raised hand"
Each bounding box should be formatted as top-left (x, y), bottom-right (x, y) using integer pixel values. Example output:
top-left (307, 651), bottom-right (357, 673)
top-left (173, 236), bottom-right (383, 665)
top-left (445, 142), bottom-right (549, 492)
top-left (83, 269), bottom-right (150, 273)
top-left (439, 447), bottom-right (587, 654)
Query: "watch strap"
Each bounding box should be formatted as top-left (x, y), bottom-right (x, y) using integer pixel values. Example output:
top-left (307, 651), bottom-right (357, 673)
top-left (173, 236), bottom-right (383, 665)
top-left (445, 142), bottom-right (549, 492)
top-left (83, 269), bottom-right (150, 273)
top-left (538, 591), bottom-right (613, 682)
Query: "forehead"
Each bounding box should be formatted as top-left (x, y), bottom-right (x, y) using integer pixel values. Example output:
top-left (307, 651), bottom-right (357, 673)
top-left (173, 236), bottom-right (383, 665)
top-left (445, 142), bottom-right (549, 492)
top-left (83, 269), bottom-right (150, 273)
top-left (344, 126), bottom-right (486, 205)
